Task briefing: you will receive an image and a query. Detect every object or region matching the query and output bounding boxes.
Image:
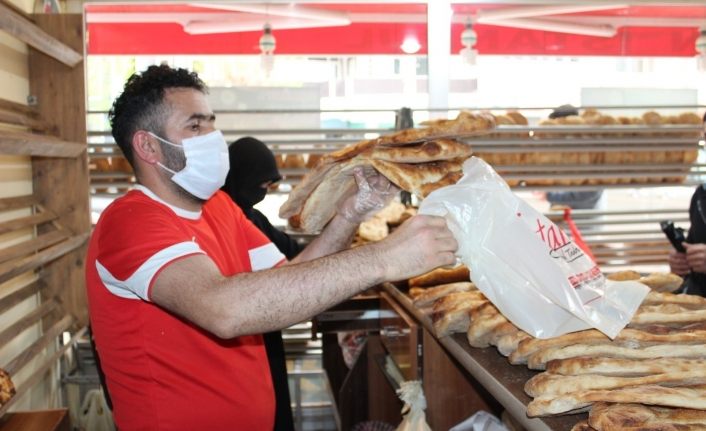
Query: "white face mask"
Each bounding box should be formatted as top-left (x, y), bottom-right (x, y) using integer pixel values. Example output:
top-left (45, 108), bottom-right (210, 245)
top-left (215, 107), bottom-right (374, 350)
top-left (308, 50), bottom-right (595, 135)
top-left (150, 130), bottom-right (230, 200)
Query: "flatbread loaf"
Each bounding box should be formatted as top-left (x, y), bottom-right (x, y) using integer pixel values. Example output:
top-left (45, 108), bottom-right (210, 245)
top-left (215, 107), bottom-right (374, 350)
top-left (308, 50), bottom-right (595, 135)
top-left (412, 282), bottom-right (475, 308)
top-left (279, 161), bottom-right (337, 218)
top-left (497, 331), bottom-right (532, 357)
top-left (371, 158), bottom-right (465, 198)
top-left (408, 265), bottom-right (470, 288)
top-left (639, 273), bottom-right (684, 292)
top-left (511, 327), bottom-right (706, 365)
top-left (377, 111), bottom-right (495, 146)
top-left (631, 306), bottom-right (706, 326)
top-left (643, 291), bottom-right (706, 309)
top-left (546, 357), bottom-right (706, 377)
top-left (467, 310), bottom-right (511, 348)
top-left (431, 290), bottom-right (486, 314)
top-left (524, 371), bottom-right (706, 397)
top-left (487, 322), bottom-right (522, 348)
top-left (527, 344), bottom-right (706, 370)
top-left (357, 217), bottom-right (389, 242)
top-left (0, 368), bottom-right (15, 407)
top-left (295, 157), bottom-right (371, 232)
top-left (589, 402), bottom-right (706, 430)
top-left (527, 385), bottom-right (706, 417)
top-left (606, 270), bottom-right (642, 281)
top-left (432, 301), bottom-right (490, 338)
top-left (371, 138), bottom-right (472, 163)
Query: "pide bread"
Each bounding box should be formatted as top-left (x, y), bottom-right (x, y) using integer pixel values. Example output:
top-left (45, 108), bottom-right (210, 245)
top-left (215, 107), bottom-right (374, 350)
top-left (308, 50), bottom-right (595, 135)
top-left (643, 291), bottom-right (706, 309)
top-left (371, 138), bottom-right (472, 163)
top-left (524, 371), bottom-right (706, 397)
top-left (408, 265), bottom-right (471, 288)
top-left (0, 369), bottom-right (15, 407)
top-left (546, 357), bottom-right (706, 377)
top-left (377, 111), bottom-right (495, 146)
top-left (589, 402), bottom-right (706, 430)
top-left (497, 331), bottom-right (532, 357)
top-left (431, 291), bottom-right (486, 314)
top-left (527, 385), bottom-right (706, 417)
top-left (511, 327), bottom-right (706, 365)
top-left (412, 281), bottom-right (475, 308)
top-left (527, 344), bottom-right (706, 370)
top-left (370, 158), bottom-right (465, 198)
top-left (639, 273), bottom-right (684, 292)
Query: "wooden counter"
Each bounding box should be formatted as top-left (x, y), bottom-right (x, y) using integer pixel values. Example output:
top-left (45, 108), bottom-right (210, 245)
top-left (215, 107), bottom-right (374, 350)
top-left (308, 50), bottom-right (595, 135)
top-left (382, 283), bottom-right (584, 431)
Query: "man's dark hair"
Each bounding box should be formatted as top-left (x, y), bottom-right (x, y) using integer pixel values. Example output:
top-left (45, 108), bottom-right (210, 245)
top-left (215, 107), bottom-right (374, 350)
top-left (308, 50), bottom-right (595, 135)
top-left (108, 65), bottom-right (207, 170)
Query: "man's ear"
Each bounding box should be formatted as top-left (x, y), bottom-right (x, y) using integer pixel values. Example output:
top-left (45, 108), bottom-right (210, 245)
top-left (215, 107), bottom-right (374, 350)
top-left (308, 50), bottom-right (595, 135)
top-left (132, 131), bottom-right (160, 165)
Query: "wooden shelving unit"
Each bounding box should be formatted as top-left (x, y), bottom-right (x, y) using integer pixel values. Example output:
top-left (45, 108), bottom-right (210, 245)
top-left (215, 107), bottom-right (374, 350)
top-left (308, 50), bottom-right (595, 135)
top-left (0, 11), bottom-right (88, 418)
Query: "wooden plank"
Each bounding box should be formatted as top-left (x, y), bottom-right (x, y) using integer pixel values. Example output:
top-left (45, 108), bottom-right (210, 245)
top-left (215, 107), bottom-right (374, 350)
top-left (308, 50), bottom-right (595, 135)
top-left (0, 195), bottom-right (36, 212)
top-left (0, 98), bottom-right (36, 117)
top-left (0, 327), bottom-right (86, 418)
top-left (0, 280), bottom-right (40, 317)
top-left (0, 229), bottom-right (69, 264)
top-left (30, 14), bottom-right (90, 327)
top-left (0, 211), bottom-right (57, 236)
top-left (0, 108), bottom-right (51, 132)
top-left (4, 314), bottom-right (73, 375)
top-left (0, 3), bottom-right (81, 67)
top-left (0, 233), bottom-right (88, 285)
top-left (0, 299), bottom-right (56, 348)
top-left (0, 409), bottom-right (70, 431)
top-left (0, 0), bottom-right (33, 21)
top-left (0, 130), bottom-right (84, 158)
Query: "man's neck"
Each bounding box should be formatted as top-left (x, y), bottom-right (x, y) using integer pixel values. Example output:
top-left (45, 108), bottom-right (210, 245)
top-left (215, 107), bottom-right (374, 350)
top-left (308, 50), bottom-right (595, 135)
top-left (137, 177), bottom-right (204, 213)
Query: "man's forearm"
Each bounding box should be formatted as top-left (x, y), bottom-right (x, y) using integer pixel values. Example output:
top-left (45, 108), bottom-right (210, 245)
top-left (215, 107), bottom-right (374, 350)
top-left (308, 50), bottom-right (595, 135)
top-left (216, 242), bottom-right (386, 337)
top-left (290, 214), bottom-right (359, 263)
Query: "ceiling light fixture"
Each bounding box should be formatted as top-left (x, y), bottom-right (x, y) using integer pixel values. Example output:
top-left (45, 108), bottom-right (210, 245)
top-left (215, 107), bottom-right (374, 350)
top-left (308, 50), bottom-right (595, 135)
top-left (259, 22), bottom-right (276, 75)
top-left (696, 28), bottom-right (706, 72)
top-left (401, 36), bottom-right (421, 54)
top-left (460, 18), bottom-right (478, 66)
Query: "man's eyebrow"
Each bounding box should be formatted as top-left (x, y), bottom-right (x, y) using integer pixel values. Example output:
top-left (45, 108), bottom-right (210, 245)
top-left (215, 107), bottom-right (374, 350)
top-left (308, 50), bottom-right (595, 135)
top-left (186, 113), bottom-right (216, 122)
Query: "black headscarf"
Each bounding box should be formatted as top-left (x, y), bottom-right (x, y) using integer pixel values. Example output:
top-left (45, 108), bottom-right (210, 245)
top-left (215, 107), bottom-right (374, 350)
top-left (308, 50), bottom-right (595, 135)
top-left (222, 137), bottom-right (282, 210)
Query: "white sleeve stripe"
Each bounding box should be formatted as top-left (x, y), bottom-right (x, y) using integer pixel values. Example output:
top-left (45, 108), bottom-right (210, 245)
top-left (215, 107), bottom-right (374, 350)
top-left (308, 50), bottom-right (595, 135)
top-left (96, 242), bottom-right (205, 301)
top-left (249, 243), bottom-right (286, 271)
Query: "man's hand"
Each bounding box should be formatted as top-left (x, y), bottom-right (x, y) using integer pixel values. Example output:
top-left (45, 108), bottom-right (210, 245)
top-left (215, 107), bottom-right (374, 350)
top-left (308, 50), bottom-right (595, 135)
top-left (374, 214), bottom-right (458, 282)
top-left (668, 248), bottom-right (690, 276)
top-left (338, 166), bottom-right (399, 224)
top-left (684, 242), bottom-right (706, 273)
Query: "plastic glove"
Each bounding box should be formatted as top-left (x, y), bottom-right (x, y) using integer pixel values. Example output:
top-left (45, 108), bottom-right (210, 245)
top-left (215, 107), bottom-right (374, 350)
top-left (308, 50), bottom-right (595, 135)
top-left (338, 166), bottom-right (399, 224)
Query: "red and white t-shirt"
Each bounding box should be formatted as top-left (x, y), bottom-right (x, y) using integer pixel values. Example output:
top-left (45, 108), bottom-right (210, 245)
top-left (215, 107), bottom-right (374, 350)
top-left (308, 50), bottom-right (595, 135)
top-left (86, 186), bottom-right (286, 430)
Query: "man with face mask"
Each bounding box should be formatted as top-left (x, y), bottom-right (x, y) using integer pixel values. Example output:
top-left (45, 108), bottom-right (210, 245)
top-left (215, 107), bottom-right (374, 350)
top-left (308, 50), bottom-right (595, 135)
top-left (222, 136), bottom-right (301, 431)
top-left (85, 65), bottom-right (458, 430)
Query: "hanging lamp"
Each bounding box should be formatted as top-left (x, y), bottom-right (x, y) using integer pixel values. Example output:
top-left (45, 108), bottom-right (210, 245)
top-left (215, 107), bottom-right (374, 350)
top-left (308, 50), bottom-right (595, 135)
top-left (460, 18), bottom-right (478, 66)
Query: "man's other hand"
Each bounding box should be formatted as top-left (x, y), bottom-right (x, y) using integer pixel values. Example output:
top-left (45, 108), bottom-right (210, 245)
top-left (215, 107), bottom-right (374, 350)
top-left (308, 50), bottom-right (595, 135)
top-left (338, 166), bottom-right (399, 224)
top-left (668, 248), bottom-right (690, 276)
top-left (684, 242), bottom-right (706, 273)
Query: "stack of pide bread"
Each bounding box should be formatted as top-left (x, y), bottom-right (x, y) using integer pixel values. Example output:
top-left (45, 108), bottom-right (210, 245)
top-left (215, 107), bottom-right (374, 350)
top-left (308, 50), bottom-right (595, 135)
top-left (279, 111), bottom-right (496, 233)
top-left (407, 269), bottom-right (706, 430)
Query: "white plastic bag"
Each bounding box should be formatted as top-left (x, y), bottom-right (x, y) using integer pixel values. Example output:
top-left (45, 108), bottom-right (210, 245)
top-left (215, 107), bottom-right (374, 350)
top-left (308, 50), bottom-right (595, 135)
top-left (449, 410), bottom-right (509, 431)
top-left (396, 381), bottom-right (432, 431)
top-left (418, 157), bottom-right (648, 339)
top-left (78, 389), bottom-right (115, 431)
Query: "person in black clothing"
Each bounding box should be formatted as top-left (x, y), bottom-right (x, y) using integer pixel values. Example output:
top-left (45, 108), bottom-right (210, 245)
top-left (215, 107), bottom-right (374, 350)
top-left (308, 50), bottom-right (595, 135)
top-left (668, 112), bottom-right (706, 297)
top-left (223, 136), bottom-right (303, 259)
top-left (221, 136), bottom-right (301, 431)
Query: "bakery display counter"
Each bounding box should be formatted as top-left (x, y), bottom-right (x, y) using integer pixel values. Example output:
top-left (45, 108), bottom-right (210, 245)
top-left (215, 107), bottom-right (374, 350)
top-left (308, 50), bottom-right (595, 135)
top-left (380, 283), bottom-right (582, 431)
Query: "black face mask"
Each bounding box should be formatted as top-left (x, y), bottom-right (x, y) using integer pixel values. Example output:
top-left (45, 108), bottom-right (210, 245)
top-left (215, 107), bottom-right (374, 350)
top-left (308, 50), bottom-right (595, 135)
top-left (222, 137), bottom-right (282, 210)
